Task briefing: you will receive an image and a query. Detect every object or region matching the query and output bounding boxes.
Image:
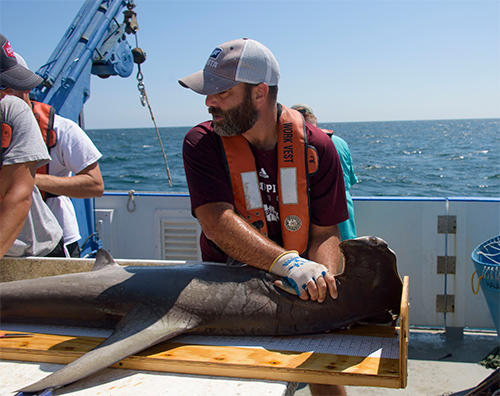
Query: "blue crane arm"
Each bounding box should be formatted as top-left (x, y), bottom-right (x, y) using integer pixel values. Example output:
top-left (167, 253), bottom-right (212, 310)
top-left (31, 0), bottom-right (137, 124)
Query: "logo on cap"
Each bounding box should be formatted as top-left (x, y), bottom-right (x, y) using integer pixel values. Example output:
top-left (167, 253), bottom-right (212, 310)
top-left (3, 41), bottom-right (15, 58)
top-left (209, 47), bottom-right (222, 60)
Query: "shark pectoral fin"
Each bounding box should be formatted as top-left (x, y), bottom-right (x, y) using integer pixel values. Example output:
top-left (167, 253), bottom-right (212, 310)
top-left (18, 304), bottom-right (201, 393)
top-left (263, 272), bottom-right (298, 296)
top-left (274, 279), bottom-right (298, 295)
top-left (264, 273), bottom-right (298, 296)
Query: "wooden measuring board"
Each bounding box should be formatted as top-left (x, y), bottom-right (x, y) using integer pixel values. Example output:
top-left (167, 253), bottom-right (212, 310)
top-left (0, 276), bottom-right (409, 388)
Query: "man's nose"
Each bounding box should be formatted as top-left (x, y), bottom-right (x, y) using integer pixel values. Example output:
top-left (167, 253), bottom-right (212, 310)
top-left (205, 94), bottom-right (218, 108)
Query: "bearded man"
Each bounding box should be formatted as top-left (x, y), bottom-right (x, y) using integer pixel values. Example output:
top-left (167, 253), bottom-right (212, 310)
top-left (179, 39), bottom-right (348, 396)
top-left (180, 37), bottom-right (348, 300)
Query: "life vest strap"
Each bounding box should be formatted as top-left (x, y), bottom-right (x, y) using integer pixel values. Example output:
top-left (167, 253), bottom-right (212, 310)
top-left (1, 122), bottom-right (13, 168)
top-left (31, 101), bottom-right (59, 200)
top-left (220, 105), bottom-right (312, 254)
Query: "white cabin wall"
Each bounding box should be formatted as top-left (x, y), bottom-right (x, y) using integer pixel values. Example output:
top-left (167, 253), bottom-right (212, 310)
top-left (353, 198), bottom-right (447, 328)
top-left (353, 197), bottom-right (499, 329)
top-left (95, 193), bottom-right (194, 260)
top-left (448, 199), bottom-right (500, 329)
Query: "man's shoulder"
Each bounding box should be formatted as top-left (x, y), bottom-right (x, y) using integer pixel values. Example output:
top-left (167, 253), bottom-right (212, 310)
top-left (305, 123), bottom-right (334, 148)
top-left (0, 94), bottom-right (22, 106)
top-left (53, 113), bottom-right (84, 134)
top-left (52, 114), bottom-right (100, 151)
top-left (330, 133), bottom-right (347, 144)
top-left (1, 95), bottom-right (42, 140)
top-left (330, 134), bottom-right (349, 151)
top-left (187, 120), bottom-right (213, 134)
top-left (184, 121), bottom-right (216, 145)
top-left (0, 94), bottom-right (31, 114)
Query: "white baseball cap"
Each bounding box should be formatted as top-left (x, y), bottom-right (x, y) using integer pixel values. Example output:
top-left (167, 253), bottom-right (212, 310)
top-left (179, 38), bottom-right (280, 95)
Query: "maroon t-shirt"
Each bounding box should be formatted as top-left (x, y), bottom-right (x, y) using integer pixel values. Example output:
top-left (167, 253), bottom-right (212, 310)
top-left (183, 112), bottom-right (348, 262)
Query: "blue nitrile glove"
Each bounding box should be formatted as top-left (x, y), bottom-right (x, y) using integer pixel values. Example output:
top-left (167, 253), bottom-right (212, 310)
top-left (269, 251), bottom-right (328, 296)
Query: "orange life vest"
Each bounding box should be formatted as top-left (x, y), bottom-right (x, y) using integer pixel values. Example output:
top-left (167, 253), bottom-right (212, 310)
top-left (220, 105), bottom-right (319, 255)
top-left (1, 99), bottom-right (13, 200)
top-left (31, 101), bottom-right (57, 199)
top-left (0, 101), bottom-right (58, 201)
top-left (1, 122), bottom-right (13, 168)
top-left (31, 101), bottom-right (57, 168)
top-left (1, 101), bottom-right (56, 163)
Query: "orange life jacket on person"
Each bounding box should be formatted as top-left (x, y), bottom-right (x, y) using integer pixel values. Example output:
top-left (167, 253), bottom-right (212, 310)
top-left (1, 102), bottom-right (56, 166)
top-left (220, 105), bottom-right (319, 255)
top-left (0, 97), bottom-right (13, 200)
top-left (0, 122), bottom-right (10, 201)
top-left (31, 101), bottom-right (58, 199)
top-left (31, 101), bottom-right (57, 167)
top-left (1, 121), bottom-right (13, 168)
top-left (0, 101), bottom-right (58, 201)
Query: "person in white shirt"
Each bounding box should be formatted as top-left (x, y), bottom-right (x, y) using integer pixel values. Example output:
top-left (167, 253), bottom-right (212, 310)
top-left (13, 52), bottom-right (104, 257)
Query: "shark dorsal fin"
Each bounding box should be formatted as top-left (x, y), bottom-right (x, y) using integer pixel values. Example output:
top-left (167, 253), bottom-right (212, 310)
top-left (91, 249), bottom-right (120, 271)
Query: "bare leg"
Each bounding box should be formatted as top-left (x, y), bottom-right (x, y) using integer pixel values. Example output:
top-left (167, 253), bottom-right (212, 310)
top-left (309, 383), bottom-right (347, 396)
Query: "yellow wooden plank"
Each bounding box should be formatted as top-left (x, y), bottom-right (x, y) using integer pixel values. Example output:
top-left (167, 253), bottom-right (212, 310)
top-left (0, 333), bottom-right (104, 365)
top-left (0, 323), bottom-right (405, 388)
top-left (117, 348), bottom-right (401, 388)
top-left (399, 276), bottom-right (410, 388)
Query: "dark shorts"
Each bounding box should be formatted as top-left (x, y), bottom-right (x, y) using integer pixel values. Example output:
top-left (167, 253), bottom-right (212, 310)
top-left (66, 241), bottom-right (81, 258)
top-left (45, 240), bottom-right (81, 258)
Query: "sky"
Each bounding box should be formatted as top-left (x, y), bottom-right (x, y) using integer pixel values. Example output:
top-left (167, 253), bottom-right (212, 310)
top-left (1, 0), bottom-right (499, 129)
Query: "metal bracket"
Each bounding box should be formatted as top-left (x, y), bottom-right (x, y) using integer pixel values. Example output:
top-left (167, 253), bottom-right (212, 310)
top-left (436, 295), bottom-right (455, 313)
top-left (437, 256), bottom-right (456, 274)
top-left (437, 215), bottom-right (457, 234)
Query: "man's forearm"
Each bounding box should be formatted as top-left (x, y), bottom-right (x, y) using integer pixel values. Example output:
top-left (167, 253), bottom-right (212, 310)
top-left (196, 202), bottom-right (284, 270)
top-left (35, 163), bottom-right (104, 199)
top-left (308, 223), bottom-right (343, 275)
top-left (197, 202), bottom-right (340, 302)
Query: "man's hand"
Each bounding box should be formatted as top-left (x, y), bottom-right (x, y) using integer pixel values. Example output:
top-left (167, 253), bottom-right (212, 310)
top-left (270, 251), bottom-right (338, 302)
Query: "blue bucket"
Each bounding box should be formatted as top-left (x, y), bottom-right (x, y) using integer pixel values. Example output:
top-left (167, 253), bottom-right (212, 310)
top-left (471, 235), bottom-right (500, 335)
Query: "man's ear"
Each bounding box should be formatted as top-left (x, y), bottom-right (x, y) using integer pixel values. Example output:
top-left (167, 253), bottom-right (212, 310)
top-left (252, 83), bottom-right (269, 108)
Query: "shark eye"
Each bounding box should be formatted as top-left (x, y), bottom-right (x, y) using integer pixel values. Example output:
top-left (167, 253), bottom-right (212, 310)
top-left (369, 237), bottom-right (379, 245)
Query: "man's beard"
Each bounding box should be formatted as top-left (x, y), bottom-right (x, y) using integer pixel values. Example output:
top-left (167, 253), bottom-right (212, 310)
top-left (209, 88), bottom-right (259, 137)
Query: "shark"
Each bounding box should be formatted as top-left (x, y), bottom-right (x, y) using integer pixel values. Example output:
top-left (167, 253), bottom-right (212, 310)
top-left (0, 236), bottom-right (403, 393)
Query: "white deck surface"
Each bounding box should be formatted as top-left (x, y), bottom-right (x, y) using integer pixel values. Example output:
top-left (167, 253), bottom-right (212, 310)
top-left (0, 360), bottom-right (296, 396)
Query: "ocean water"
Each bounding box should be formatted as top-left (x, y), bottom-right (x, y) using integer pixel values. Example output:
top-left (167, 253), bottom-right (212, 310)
top-left (86, 118), bottom-right (499, 198)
